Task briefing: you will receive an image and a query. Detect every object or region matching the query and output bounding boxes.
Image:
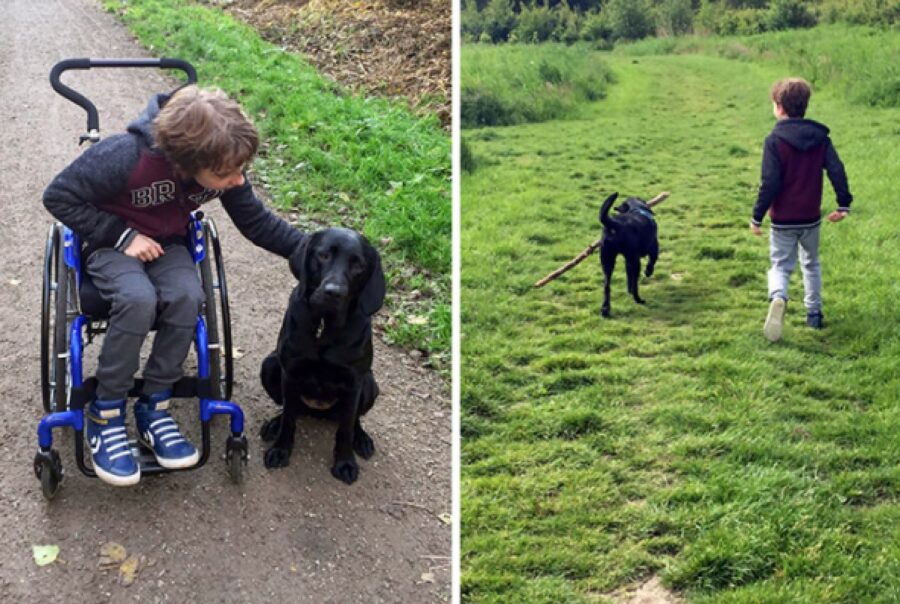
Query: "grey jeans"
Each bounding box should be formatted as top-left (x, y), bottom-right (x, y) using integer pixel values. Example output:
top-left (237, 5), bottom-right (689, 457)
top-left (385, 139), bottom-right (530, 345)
top-left (86, 244), bottom-right (205, 400)
top-left (768, 224), bottom-right (822, 313)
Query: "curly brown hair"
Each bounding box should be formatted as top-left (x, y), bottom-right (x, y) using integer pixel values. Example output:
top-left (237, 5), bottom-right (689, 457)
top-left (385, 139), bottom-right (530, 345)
top-left (770, 78), bottom-right (812, 118)
top-left (153, 85), bottom-right (258, 176)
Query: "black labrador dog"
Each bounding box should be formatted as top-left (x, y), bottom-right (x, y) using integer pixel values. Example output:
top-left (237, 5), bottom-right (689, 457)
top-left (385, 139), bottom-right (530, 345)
top-left (260, 227), bottom-right (385, 484)
top-left (598, 192), bottom-right (659, 318)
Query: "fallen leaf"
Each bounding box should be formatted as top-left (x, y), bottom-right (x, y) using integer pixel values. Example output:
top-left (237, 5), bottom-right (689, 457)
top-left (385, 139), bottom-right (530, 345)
top-left (406, 315), bottom-right (428, 326)
top-left (118, 556), bottom-right (140, 586)
top-left (98, 542), bottom-right (127, 569)
top-left (231, 346), bottom-right (246, 360)
top-left (438, 512), bottom-right (452, 525)
top-left (420, 571), bottom-right (435, 583)
top-left (33, 545), bottom-right (59, 567)
top-left (670, 273), bottom-right (684, 281)
top-left (9, 279), bottom-right (21, 286)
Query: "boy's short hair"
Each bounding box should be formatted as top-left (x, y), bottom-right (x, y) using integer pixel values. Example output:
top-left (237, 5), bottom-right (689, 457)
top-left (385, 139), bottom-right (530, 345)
top-left (770, 78), bottom-right (811, 118)
top-left (154, 85), bottom-right (258, 176)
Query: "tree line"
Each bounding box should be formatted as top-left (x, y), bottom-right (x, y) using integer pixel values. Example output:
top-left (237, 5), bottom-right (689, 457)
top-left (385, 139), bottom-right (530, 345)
top-left (462, 0), bottom-right (899, 45)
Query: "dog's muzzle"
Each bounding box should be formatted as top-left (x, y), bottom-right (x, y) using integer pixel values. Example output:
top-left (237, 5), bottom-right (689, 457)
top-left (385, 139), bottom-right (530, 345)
top-left (301, 395), bottom-right (337, 410)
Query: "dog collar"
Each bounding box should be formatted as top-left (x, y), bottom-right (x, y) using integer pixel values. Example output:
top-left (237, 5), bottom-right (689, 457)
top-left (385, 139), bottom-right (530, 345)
top-left (635, 208), bottom-right (656, 222)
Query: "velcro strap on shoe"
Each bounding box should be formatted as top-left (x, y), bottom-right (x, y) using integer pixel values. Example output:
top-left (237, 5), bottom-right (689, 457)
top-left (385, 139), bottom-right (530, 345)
top-left (155, 400), bottom-right (170, 410)
top-left (99, 408), bottom-right (121, 419)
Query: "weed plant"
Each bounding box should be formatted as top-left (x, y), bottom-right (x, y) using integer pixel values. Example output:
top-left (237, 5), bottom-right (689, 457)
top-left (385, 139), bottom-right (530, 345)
top-left (103, 0), bottom-right (451, 362)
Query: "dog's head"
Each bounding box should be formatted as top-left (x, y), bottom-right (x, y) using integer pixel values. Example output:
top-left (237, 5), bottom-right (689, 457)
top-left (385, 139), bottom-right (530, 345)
top-left (288, 228), bottom-right (385, 327)
top-left (615, 197), bottom-right (653, 216)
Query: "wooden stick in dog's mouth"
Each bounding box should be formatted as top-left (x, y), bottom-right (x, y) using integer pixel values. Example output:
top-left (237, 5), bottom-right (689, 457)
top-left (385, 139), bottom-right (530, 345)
top-left (646, 191), bottom-right (670, 207)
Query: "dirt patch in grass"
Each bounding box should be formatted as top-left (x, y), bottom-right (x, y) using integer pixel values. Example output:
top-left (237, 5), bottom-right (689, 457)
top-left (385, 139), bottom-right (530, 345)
top-left (609, 576), bottom-right (683, 604)
top-left (209, 0), bottom-right (450, 126)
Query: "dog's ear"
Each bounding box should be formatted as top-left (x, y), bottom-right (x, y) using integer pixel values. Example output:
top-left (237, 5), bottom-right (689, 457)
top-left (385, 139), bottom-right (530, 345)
top-left (288, 233), bottom-right (312, 286)
top-left (358, 240), bottom-right (386, 316)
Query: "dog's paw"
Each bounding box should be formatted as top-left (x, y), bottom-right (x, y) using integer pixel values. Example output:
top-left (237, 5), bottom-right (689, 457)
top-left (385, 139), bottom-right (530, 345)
top-left (264, 446), bottom-right (292, 468)
top-left (259, 416), bottom-right (281, 442)
top-left (353, 428), bottom-right (376, 459)
top-left (645, 267), bottom-right (654, 278)
top-left (601, 307), bottom-right (611, 318)
top-left (331, 458), bottom-right (359, 484)
top-left (635, 296), bottom-right (646, 305)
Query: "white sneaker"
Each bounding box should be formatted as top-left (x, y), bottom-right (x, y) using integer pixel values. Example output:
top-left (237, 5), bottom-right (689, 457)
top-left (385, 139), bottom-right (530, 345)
top-left (764, 298), bottom-right (786, 342)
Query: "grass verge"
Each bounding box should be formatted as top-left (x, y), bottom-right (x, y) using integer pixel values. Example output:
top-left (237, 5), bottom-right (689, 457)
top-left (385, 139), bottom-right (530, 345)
top-left (104, 0), bottom-right (451, 366)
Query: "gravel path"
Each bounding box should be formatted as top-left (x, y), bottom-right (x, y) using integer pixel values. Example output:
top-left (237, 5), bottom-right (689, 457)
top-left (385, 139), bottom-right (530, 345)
top-left (0, 1), bottom-right (451, 601)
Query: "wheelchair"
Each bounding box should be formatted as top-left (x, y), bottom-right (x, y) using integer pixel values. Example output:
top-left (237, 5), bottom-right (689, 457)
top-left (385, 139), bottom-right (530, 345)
top-left (34, 58), bottom-right (249, 499)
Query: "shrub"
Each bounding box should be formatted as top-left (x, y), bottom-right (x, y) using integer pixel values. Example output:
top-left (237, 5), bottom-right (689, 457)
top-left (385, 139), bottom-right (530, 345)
top-left (580, 9), bottom-right (613, 43)
top-left (657, 0), bottom-right (694, 36)
top-left (461, 138), bottom-right (478, 174)
top-left (767, 0), bottom-right (817, 31)
top-left (605, 0), bottom-right (655, 41)
top-left (514, 2), bottom-right (558, 43)
top-left (552, 1), bottom-right (582, 44)
top-left (481, 0), bottom-right (517, 42)
top-left (461, 87), bottom-right (509, 127)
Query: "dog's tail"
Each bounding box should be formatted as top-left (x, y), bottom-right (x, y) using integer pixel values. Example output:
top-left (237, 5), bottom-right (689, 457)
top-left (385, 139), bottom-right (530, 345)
top-left (599, 192), bottom-right (619, 229)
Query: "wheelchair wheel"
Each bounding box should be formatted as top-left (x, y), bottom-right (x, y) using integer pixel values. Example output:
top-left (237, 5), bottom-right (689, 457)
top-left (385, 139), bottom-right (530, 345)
top-left (199, 219), bottom-right (233, 401)
top-left (40, 225), bottom-right (71, 413)
top-left (34, 449), bottom-right (64, 500)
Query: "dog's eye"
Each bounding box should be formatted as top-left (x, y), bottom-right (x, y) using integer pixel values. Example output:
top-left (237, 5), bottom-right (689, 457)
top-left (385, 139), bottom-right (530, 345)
top-left (317, 250), bottom-right (331, 262)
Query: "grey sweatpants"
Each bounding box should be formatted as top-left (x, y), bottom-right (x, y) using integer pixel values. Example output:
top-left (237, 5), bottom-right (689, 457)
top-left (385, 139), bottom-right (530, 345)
top-left (86, 244), bottom-right (204, 400)
top-left (768, 225), bottom-right (822, 313)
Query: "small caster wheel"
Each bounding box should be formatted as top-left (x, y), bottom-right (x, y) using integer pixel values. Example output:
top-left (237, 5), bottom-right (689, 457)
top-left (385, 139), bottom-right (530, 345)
top-left (225, 435), bottom-right (248, 484)
top-left (34, 450), bottom-right (63, 500)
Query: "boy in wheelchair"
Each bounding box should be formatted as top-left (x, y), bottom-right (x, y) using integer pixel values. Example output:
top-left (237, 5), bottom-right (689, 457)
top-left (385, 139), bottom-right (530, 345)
top-left (43, 85), bottom-right (303, 486)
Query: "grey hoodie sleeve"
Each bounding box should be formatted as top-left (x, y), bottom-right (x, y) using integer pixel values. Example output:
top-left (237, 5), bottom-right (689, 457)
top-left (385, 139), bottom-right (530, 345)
top-left (824, 139), bottom-right (853, 211)
top-left (752, 134), bottom-right (782, 226)
top-left (43, 134), bottom-right (141, 248)
top-left (220, 176), bottom-right (304, 258)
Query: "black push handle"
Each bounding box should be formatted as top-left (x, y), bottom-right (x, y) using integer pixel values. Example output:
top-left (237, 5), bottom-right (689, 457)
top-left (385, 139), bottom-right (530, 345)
top-left (49, 58), bottom-right (197, 144)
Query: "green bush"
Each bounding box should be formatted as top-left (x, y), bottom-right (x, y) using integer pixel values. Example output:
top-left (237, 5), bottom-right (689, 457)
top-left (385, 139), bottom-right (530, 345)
top-left (817, 0), bottom-right (900, 26)
top-left (657, 0), bottom-right (695, 35)
top-left (513, 2), bottom-right (557, 43)
top-left (581, 9), bottom-right (613, 43)
top-left (461, 87), bottom-right (510, 127)
top-left (461, 138), bottom-right (478, 174)
top-left (481, 0), bottom-right (517, 42)
top-left (767, 0), bottom-right (817, 30)
top-left (605, 0), bottom-right (655, 40)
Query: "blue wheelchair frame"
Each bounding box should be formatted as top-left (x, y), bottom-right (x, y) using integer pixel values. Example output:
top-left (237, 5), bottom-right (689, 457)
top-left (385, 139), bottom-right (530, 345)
top-left (34, 214), bottom-right (248, 496)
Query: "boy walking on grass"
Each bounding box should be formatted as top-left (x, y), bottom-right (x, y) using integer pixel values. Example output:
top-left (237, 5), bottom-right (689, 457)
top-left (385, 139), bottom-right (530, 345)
top-left (44, 86), bottom-right (303, 486)
top-left (749, 77), bottom-right (853, 342)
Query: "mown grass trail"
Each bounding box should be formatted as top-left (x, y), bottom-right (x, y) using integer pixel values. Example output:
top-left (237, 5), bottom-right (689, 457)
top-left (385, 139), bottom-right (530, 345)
top-left (462, 45), bottom-right (899, 603)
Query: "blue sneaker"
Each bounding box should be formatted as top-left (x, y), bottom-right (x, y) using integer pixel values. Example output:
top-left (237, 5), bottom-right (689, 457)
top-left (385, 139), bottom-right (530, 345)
top-left (86, 398), bottom-right (140, 486)
top-left (135, 391), bottom-right (199, 469)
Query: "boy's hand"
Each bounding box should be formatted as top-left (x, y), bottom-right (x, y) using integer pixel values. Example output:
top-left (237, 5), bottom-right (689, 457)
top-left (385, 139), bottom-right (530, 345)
top-left (124, 234), bottom-right (164, 262)
top-left (826, 210), bottom-right (848, 223)
top-left (749, 222), bottom-right (763, 236)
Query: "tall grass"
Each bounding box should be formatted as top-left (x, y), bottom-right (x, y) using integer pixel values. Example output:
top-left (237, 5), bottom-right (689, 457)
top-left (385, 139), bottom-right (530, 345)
top-left (103, 0), bottom-right (450, 361)
top-left (461, 43), bottom-right (614, 128)
top-left (619, 24), bottom-right (900, 108)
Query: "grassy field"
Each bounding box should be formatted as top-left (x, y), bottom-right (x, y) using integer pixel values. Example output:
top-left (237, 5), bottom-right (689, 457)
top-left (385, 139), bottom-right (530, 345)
top-left (104, 0), bottom-right (451, 363)
top-left (461, 25), bottom-right (900, 603)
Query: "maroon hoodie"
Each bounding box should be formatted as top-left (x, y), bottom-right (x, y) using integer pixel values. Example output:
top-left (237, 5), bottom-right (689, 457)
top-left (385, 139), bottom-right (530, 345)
top-left (44, 92), bottom-right (303, 257)
top-left (751, 118), bottom-right (853, 229)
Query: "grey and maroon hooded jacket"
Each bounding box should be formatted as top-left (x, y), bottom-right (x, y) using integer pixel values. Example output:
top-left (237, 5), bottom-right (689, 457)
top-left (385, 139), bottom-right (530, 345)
top-left (43, 92), bottom-right (303, 257)
top-left (751, 118), bottom-right (853, 229)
